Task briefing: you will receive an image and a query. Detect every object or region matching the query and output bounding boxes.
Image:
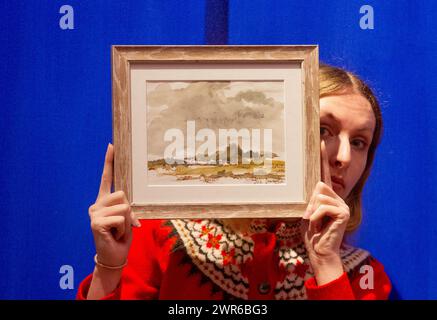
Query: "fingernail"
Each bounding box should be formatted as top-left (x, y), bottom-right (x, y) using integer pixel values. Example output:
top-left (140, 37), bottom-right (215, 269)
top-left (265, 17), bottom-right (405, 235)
top-left (303, 209), bottom-right (311, 220)
top-left (133, 220), bottom-right (141, 228)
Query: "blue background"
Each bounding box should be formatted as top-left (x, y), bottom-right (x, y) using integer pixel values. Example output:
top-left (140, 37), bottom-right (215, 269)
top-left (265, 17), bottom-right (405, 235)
top-left (1, 0), bottom-right (436, 299)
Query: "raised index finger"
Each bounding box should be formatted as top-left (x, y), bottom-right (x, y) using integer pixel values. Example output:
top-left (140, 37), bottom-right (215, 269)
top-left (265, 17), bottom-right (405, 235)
top-left (321, 140), bottom-right (332, 188)
top-left (97, 143), bottom-right (114, 200)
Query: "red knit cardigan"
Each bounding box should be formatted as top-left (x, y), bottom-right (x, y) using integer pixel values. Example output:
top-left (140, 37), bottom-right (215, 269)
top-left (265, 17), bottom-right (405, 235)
top-left (77, 219), bottom-right (391, 300)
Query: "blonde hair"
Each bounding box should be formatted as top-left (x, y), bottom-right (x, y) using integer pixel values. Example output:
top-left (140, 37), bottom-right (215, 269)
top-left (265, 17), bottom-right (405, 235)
top-left (319, 63), bottom-right (383, 232)
top-left (222, 63), bottom-right (383, 234)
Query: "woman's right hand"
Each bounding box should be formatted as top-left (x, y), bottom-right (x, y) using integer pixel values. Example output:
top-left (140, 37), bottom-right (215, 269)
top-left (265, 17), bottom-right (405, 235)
top-left (89, 143), bottom-right (141, 268)
top-left (87, 143), bottom-right (141, 299)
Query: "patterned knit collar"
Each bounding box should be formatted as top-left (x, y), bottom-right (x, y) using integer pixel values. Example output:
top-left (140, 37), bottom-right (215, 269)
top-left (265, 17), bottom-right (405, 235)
top-left (248, 218), bottom-right (302, 240)
top-left (171, 218), bottom-right (370, 300)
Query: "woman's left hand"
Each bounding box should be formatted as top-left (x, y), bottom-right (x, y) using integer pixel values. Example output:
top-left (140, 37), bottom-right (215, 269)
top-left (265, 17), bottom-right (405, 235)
top-left (301, 141), bottom-right (351, 285)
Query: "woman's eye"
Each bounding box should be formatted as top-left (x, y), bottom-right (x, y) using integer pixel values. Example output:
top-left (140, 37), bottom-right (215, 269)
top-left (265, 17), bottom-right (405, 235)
top-left (320, 127), bottom-right (330, 137)
top-left (351, 139), bottom-right (367, 149)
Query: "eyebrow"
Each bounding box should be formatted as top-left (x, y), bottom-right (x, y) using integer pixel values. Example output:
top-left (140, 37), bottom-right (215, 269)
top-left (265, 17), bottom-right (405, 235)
top-left (321, 112), bottom-right (374, 133)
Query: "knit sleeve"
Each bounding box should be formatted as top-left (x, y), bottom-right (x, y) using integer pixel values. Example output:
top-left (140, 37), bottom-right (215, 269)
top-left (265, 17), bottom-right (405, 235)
top-left (304, 257), bottom-right (391, 300)
top-left (76, 219), bottom-right (173, 300)
top-left (349, 257), bottom-right (392, 300)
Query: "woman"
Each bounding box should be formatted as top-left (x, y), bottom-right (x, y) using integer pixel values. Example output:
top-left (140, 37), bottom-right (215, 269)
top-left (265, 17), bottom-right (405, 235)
top-left (77, 64), bottom-right (391, 300)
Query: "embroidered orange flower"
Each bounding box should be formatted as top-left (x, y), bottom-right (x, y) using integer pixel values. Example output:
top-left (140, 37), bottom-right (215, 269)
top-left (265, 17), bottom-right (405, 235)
top-left (207, 233), bottom-right (222, 249)
top-left (201, 225), bottom-right (214, 236)
top-left (221, 248), bottom-right (236, 266)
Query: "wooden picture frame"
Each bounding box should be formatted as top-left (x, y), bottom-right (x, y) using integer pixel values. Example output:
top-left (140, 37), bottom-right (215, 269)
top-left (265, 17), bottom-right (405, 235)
top-left (112, 45), bottom-right (320, 219)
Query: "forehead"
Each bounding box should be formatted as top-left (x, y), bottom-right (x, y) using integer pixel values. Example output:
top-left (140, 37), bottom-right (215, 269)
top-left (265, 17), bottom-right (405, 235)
top-left (320, 93), bottom-right (376, 132)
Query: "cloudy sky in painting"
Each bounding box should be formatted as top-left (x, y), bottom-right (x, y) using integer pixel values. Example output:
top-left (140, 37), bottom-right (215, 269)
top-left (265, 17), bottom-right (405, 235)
top-left (146, 81), bottom-right (284, 160)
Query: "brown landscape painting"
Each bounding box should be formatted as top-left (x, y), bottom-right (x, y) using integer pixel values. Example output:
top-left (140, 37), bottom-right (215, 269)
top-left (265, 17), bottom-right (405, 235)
top-left (146, 81), bottom-right (285, 185)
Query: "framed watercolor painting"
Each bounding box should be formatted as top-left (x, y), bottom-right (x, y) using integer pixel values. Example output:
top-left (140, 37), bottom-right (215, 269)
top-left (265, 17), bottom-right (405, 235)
top-left (111, 45), bottom-right (320, 219)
